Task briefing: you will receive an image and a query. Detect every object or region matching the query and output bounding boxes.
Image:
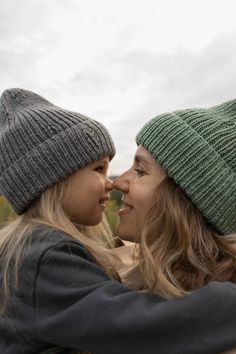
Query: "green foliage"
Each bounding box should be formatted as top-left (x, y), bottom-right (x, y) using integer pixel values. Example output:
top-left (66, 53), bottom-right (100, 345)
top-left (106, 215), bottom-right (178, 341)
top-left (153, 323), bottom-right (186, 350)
top-left (105, 198), bottom-right (120, 235)
top-left (0, 196), bottom-right (16, 225)
top-left (109, 189), bottom-right (122, 207)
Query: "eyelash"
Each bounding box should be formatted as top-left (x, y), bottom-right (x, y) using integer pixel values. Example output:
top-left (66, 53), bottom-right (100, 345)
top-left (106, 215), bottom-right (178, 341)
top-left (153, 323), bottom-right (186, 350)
top-left (134, 168), bottom-right (145, 177)
top-left (95, 165), bottom-right (105, 172)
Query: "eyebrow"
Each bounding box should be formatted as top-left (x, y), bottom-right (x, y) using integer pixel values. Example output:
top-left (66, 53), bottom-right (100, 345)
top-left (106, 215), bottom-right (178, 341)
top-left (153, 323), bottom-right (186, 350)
top-left (98, 159), bottom-right (109, 165)
top-left (134, 154), bottom-right (150, 168)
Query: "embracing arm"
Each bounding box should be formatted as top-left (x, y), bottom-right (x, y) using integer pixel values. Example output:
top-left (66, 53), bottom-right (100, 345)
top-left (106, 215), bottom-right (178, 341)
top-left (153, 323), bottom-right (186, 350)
top-left (34, 240), bottom-right (236, 354)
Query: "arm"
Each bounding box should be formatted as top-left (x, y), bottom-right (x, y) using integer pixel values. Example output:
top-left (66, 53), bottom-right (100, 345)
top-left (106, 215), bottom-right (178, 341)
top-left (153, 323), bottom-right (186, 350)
top-left (34, 240), bottom-right (236, 354)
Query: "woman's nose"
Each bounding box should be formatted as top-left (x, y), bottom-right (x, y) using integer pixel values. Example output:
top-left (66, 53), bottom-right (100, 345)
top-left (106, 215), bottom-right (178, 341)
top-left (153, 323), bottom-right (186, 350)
top-left (113, 171), bottom-right (129, 193)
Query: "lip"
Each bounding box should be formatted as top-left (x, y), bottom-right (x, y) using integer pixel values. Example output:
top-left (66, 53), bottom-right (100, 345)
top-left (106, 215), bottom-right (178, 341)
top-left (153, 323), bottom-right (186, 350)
top-left (121, 198), bottom-right (133, 207)
top-left (99, 204), bottom-right (106, 210)
top-left (99, 196), bottom-right (109, 206)
top-left (119, 199), bottom-right (134, 216)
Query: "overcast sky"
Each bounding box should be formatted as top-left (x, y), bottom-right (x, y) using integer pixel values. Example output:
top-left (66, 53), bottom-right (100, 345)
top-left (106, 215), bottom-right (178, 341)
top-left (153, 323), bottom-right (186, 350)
top-left (1, 0), bottom-right (236, 175)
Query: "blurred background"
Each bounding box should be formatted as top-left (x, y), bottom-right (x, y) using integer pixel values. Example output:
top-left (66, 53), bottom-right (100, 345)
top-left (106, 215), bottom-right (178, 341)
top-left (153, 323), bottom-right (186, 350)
top-left (1, 0), bottom-right (236, 175)
top-left (1, 0), bottom-right (236, 228)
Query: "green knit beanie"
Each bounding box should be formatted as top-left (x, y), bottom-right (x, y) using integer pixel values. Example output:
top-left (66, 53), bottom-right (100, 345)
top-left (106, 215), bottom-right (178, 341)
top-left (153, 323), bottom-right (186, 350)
top-left (136, 99), bottom-right (236, 235)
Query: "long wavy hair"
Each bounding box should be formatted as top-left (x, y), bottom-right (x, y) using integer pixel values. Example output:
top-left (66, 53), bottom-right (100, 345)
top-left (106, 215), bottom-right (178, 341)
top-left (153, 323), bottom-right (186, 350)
top-left (0, 175), bottom-right (118, 315)
top-left (138, 177), bottom-right (236, 299)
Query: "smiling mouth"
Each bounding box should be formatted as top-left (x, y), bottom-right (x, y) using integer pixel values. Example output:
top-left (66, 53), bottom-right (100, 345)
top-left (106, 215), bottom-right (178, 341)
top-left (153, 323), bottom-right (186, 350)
top-left (99, 197), bottom-right (109, 206)
top-left (119, 201), bottom-right (134, 215)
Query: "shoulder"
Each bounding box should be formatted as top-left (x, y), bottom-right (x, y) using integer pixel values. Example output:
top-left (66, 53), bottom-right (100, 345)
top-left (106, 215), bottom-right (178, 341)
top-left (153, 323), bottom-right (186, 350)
top-left (25, 226), bottom-right (93, 268)
top-left (20, 225), bottom-right (104, 303)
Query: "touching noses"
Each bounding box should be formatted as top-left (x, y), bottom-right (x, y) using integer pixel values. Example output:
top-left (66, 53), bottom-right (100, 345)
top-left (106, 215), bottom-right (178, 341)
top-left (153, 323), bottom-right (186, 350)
top-left (105, 177), bottom-right (113, 192)
top-left (113, 171), bottom-right (129, 193)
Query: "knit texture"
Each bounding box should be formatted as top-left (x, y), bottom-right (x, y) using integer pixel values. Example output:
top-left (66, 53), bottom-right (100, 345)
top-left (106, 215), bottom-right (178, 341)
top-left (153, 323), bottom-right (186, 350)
top-left (136, 100), bottom-right (236, 235)
top-left (0, 88), bottom-right (115, 214)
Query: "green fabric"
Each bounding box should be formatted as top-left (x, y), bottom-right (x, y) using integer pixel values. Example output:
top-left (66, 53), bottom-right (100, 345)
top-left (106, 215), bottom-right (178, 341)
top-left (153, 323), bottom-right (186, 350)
top-left (136, 100), bottom-right (236, 235)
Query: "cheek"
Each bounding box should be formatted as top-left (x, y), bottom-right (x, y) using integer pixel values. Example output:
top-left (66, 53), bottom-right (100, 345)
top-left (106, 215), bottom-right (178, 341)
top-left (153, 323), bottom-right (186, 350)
top-left (89, 176), bottom-right (104, 194)
top-left (66, 194), bottom-right (103, 226)
top-left (132, 185), bottom-right (152, 209)
top-left (132, 188), bottom-right (156, 226)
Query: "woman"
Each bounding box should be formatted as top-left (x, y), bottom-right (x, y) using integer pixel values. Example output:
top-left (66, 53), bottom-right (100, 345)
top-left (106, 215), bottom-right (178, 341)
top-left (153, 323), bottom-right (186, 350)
top-left (0, 88), bottom-right (236, 354)
top-left (114, 98), bottom-right (236, 299)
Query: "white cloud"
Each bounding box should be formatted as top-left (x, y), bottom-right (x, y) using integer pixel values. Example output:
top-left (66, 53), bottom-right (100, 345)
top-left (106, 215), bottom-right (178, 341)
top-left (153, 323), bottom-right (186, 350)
top-left (0, 0), bottom-right (236, 174)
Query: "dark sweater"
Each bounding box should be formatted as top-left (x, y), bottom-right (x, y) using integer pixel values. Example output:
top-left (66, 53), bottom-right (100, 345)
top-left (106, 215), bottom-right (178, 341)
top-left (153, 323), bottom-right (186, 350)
top-left (0, 226), bottom-right (236, 354)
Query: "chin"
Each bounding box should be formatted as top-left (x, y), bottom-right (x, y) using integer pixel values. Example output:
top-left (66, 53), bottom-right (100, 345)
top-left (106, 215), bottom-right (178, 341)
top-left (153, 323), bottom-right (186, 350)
top-left (85, 218), bottom-right (103, 226)
top-left (88, 213), bottom-right (104, 226)
top-left (115, 222), bottom-right (136, 242)
top-left (72, 214), bottom-right (103, 227)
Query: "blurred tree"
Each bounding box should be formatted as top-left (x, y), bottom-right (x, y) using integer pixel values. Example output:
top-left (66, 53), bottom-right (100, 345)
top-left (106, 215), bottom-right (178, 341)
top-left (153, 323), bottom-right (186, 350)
top-left (109, 189), bottom-right (122, 207)
top-left (0, 196), bottom-right (16, 225)
top-left (105, 187), bottom-right (123, 236)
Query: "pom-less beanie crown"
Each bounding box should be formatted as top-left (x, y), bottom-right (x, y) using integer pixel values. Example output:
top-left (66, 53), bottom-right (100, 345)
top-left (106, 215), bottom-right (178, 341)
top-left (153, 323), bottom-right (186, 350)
top-left (0, 88), bottom-right (115, 214)
top-left (136, 99), bottom-right (236, 235)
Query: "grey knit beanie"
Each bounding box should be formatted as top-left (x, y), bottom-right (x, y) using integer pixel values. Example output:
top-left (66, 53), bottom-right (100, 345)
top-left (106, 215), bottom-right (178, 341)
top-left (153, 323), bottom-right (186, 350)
top-left (0, 88), bottom-right (115, 214)
top-left (136, 99), bottom-right (236, 235)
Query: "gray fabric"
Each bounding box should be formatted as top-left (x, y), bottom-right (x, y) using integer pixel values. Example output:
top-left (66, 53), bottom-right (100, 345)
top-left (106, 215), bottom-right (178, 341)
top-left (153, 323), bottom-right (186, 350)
top-left (1, 226), bottom-right (236, 353)
top-left (0, 88), bottom-right (115, 214)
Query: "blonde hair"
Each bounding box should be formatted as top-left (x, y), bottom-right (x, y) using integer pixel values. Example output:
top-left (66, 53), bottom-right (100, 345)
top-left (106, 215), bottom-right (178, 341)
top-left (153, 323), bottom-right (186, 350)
top-left (138, 178), bottom-right (236, 299)
top-left (0, 175), bottom-right (118, 314)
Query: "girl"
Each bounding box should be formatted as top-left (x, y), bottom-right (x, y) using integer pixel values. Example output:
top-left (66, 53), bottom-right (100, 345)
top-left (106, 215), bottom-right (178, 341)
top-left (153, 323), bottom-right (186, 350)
top-left (0, 88), bottom-right (236, 354)
top-left (114, 99), bottom-right (236, 300)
